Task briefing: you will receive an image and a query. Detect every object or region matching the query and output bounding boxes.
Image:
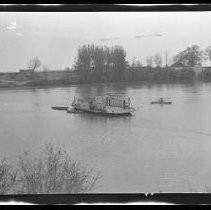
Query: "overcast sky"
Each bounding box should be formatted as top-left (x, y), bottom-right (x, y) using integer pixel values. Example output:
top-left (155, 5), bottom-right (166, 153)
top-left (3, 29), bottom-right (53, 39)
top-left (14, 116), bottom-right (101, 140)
top-left (1, 12), bottom-right (211, 72)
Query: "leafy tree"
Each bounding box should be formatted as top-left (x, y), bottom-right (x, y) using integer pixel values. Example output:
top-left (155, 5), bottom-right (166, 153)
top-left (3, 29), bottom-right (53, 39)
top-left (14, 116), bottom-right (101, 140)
top-left (91, 46), bottom-right (105, 73)
top-left (173, 45), bottom-right (203, 67)
top-left (111, 46), bottom-right (127, 81)
top-left (74, 44), bottom-right (127, 82)
top-left (104, 46), bottom-right (112, 73)
top-left (204, 46), bottom-right (211, 64)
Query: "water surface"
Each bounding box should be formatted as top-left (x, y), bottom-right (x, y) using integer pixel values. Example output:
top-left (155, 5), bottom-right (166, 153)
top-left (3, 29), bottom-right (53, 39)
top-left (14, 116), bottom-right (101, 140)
top-left (0, 82), bottom-right (211, 193)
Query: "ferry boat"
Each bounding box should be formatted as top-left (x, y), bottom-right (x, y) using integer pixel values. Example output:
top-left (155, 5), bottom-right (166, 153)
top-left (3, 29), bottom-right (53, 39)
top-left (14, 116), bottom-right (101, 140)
top-left (68, 94), bottom-right (135, 116)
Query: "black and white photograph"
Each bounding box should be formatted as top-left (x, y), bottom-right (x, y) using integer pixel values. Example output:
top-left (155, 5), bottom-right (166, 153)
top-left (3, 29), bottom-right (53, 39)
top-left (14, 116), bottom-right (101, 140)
top-left (0, 4), bottom-right (211, 204)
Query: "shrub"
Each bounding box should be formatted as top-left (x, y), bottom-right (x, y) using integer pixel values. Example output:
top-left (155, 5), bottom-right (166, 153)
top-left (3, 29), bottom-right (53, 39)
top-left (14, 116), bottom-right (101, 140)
top-left (0, 158), bottom-right (17, 194)
top-left (17, 143), bottom-right (100, 194)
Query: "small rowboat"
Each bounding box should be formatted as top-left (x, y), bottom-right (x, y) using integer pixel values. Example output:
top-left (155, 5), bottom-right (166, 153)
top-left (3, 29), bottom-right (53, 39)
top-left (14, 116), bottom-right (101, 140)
top-left (151, 98), bottom-right (172, 105)
top-left (151, 101), bottom-right (172, 104)
top-left (51, 106), bottom-right (68, 110)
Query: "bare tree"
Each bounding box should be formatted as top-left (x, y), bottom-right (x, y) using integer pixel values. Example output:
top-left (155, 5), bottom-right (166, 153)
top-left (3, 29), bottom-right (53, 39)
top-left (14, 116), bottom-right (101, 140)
top-left (28, 56), bottom-right (41, 71)
top-left (18, 143), bottom-right (100, 194)
top-left (153, 53), bottom-right (162, 67)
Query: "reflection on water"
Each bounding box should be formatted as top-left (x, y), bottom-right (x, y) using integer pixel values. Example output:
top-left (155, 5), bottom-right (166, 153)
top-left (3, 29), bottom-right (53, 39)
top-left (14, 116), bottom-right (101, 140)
top-left (74, 82), bottom-right (128, 99)
top-left (1, 82), bottom-right (211, 193)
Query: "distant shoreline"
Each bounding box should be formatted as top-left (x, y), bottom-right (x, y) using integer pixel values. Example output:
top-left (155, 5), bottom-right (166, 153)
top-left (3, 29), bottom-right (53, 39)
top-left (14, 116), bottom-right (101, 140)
top-left (0, 81), bottom-right (78, 91)
top-left (1, 65), bottom-right (211, 91)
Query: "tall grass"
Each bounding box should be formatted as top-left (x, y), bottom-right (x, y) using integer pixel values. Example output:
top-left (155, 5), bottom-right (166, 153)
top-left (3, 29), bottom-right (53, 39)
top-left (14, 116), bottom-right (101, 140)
top-left (0, 143), bottom-right (100, 194)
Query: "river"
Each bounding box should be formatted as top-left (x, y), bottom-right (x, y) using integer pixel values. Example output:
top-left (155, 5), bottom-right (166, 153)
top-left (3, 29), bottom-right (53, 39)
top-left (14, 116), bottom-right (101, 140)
top-left (0, 81), bottom-right (211, 193)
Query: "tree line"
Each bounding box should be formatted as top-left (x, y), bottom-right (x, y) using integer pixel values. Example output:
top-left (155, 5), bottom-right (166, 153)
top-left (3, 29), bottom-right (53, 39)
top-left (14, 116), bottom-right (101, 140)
top-left (25, 44), bottom-right (211, 84)
top-left (73, 44), bottom-right (128, 82)
top-left (73, 44), bottom-right (211, 83)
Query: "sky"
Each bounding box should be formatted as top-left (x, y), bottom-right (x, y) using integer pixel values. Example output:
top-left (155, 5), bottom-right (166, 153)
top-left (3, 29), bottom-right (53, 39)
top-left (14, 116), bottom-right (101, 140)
top-left (1, 12), bottom-right (211, 72)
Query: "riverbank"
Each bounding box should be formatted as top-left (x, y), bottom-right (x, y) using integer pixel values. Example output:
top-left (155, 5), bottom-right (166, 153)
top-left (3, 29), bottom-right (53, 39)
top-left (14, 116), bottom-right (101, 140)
top-left (0, 69), bottom-right (79, 89)
top-left (0, 79), bottom-right (79, 91)
top-left (0, 66), bottom-right (211, 90)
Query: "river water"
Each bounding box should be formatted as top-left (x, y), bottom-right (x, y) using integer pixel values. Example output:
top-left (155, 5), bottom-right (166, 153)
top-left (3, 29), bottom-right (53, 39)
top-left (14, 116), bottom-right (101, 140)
top-left (0, 82), bottom-right (211, 193)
